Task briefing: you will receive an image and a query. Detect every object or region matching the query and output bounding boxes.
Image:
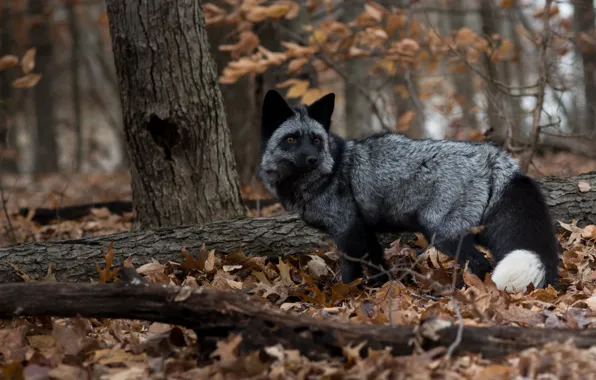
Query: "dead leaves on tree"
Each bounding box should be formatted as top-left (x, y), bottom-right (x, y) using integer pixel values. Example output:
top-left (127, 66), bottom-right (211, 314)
top-left (0, 47), bottom-right (43, 89)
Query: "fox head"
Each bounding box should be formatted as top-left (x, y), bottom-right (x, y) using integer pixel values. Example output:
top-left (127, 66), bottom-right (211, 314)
top-left (259, 90), bottom-right (336, 195)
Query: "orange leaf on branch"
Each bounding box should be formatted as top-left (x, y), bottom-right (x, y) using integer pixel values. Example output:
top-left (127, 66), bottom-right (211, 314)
top-left (21, 48), bottom-right (37, 74)
top-left (0, 55), bottom-right (19, 71)
top-left (12, 73), bottom-right (42, 89)
top-left (218, 30), bottom-right (260, 58)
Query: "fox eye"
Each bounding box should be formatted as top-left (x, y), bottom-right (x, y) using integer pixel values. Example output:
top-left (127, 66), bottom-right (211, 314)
top-left (286, 137), bottom-right (295, 143)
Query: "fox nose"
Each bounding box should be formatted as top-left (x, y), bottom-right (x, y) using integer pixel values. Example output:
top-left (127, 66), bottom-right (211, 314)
top-left (307, 156), bottom-right (318, 165)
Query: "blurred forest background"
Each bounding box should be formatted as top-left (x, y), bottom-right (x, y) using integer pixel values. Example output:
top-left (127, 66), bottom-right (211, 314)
top-left (1, 0), bottom-right (596, 196)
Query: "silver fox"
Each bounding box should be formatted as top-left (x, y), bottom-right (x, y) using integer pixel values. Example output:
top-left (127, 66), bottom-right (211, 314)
top-left (258, 90), bottom-right (560, 293)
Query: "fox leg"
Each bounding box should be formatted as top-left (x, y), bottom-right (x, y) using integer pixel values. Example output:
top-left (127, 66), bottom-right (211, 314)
top-left (334, 221), bottom-right (390, 286)
top-left (361, 231), bottom-right (391, 287)
top-left (433, 234), bottom-right (493, 282)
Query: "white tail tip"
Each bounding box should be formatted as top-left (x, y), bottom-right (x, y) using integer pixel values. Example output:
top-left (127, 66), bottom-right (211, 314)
top-left (491, 249), bottom-right (546, 293)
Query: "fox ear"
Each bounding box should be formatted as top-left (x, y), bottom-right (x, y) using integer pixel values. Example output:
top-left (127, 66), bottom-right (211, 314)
top-left (306, 93), bottom-right (335, 131)
top-left (261, 90), bottom-right (294, 141)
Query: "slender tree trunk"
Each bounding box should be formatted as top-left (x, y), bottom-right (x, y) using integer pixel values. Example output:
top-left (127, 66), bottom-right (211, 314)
top-left (343, 0), bottom-right (372, 139)
top-left (0, 4), bottom-right (18, 172)
top-left (68, 0), bottom-right (83, 171)
top-left (574, 0), bottom-right (596, 138)
top-left (207, 25), bottom-right (259, 186)
top-left (105, 0), bottom-right (245, 229)
top-left (508, 6), bottom-right (529, 143)
top-left (30, 0), bottom-right (59, 173)
top-left (449, 0), bottom-right (478, 132)
top-left (479, 0), bottom-right (505, 143)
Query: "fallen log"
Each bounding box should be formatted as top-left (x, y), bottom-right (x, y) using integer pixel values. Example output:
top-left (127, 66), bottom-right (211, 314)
top-left (1, 279), bottom-right (596, 360)
top-left (1, 172), bottom-right (594, 283)
top-left (18, 199), bottom-right (279, 225)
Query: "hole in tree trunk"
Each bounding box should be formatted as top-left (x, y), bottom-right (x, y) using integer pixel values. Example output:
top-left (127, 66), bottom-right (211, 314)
top-left (146, 114), bottom-right (180, 161)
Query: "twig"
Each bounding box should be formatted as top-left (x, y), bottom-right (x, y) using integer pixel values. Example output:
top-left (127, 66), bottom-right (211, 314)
top-left (521, 0), bottom-right (553, 173)
top-left (443, 232), bottom-right (466, 363)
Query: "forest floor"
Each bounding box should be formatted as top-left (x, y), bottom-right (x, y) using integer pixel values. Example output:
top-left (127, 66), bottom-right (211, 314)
top-left (0, 150), bottom-right (595, 379)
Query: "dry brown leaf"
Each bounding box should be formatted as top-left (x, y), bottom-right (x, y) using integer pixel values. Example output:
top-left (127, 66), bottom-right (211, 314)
top-left (91, 348), bottom-right (147, 366)
top-left (48, 365), bottom-right (87, 380)
top-left (385, 12), bottom-right (405, 35)
top-left (12, 73), bottom-right (42, 89)
top-left (0, 55), bottom-right (19, 70)
top-left (582, 225), bottom-right (596, 240)
top-left (21, 48), bottom-right (36, 74)
top-left (174, 286), bottom-right (193, 302)
top-left (210, 334), bottom-right (243, 362)
top-left (204, 249), bottom-right (216, 273)
top-left (301, 88), bottom-right (323, 105)
top-left (305, 254), bottom-right (329, 280)
top-left (478, 364), bottom-right (511, 379)
top-left (276, 260), bottom-right (293, 284)
top-left (559, 220), bottom-right (585, 246)
top-left (395, 111), bottom-right (415, 132)
top-left (218, 31), bottom-right (260, 57)
top-left (498, 305), bottom-right (544, 326)
top-left (96, 242), bottom-right (119, 283)
top-left (578, 181), bottom-right (592, 193)
top-left (286, 79), bottom-right (309, 98)
top-left (342, 340), bottom-right (367, 365)
top-left (287, 57), bottom-right (309, 73)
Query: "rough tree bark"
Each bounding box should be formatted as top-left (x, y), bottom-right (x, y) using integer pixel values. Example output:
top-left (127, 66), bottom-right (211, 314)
top-left (4, 280), bottom-right (596, 360)
top-left (105, 0), bottom-right (245, 229)
top-left (1, 172), bottom-right (594, 283)
top-left (31, 0), bottom-right (59, 173)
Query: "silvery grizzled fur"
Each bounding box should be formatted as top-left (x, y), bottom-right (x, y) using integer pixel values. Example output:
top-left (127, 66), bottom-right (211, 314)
top-left (258, 90), bottom-right (560, 293)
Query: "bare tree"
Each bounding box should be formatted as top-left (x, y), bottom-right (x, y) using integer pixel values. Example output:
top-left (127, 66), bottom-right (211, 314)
top-left (0, 4), bottom-right (17, 172)
top-left (449, 0), bottom-right (478, 132)
top-left (207, 24), bottom-right (259, 186)
top-left (574, 0), bottom-right (596, 138)
top-left (30, 0), bottom-right (58, 173)
top-left (343, 0), bottom-right (373, 139)
top-left (68, 0), bottom-right (83, 171)
top-left (479, 0), bottom-right (505, 143)
top-left (105, 0), bottom-right (245, 229)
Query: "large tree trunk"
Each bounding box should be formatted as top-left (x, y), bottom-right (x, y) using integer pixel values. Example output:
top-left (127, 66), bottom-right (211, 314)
top-left (207, 24), bottom-right (259, 186)
top-left (2, 172), bottom-right (595, 283)
top-left (31, 0), bottom-right (59, 173)
top-left (105, 0), bottom-right (245, 229)
top-left (4, 280), bottom-right (596, 360)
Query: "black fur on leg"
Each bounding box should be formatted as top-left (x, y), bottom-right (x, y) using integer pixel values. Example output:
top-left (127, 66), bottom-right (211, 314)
top-left (432, 234), bottom-right (493, 281)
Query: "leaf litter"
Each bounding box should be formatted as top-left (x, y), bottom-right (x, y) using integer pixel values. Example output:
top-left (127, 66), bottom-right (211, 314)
top-left (1, 170), bottom-right (596, 378)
